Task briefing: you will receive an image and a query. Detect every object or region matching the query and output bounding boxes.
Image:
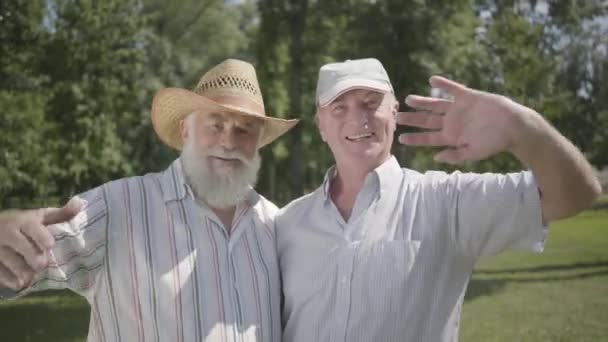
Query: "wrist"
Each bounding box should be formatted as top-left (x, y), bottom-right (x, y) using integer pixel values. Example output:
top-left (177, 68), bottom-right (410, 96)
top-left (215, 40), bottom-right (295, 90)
top-left (505, 101), bottom-right (550, 160)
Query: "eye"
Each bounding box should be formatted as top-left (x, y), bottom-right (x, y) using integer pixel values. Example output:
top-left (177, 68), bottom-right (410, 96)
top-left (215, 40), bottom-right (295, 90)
top-left (365, 99), bottom-right (380, 109)
top-left (235, 126), bottom-right (250, 135)
top-left (332, 104), bottom-right (346, 116)
top-left (206, 122), bottom-right (223, 133)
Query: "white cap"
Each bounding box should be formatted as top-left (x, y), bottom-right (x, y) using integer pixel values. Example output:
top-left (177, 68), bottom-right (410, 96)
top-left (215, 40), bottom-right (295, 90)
top-left (315, 58), bottom-right (394, 107)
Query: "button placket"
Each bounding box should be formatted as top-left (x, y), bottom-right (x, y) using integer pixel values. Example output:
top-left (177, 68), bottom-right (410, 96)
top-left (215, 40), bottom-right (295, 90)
top-left (332, 244), bottom-right (356, 342)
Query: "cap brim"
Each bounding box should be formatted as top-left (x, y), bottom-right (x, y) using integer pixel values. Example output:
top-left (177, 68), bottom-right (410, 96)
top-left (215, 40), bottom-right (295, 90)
top-left (318, 78), bottom-right (393, 107)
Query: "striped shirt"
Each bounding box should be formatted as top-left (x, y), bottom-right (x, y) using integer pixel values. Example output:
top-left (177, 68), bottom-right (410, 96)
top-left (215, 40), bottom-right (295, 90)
top-left (16, 159), bottom-right (282, 342)
top-left (276, 156), bottom-right (546, 342)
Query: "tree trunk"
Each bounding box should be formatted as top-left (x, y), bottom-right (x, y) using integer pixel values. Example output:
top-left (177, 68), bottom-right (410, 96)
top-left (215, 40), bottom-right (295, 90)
top-left (287, 0), bottom-right (308, 198)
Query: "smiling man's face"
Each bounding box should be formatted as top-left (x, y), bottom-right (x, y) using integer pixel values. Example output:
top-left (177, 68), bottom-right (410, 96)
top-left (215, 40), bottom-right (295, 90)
top-left (316, 89), bottom-right (398, 169)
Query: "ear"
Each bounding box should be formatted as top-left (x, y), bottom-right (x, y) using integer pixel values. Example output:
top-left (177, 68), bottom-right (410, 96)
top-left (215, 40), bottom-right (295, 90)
top-left (319, 130), bottom-right (327, 142)
top-left (180, 117), bottom-right (190, 141)
top-left (392, 94), bottom-right (399, 113)
top-left (314, 111), bottom-right (327, 142)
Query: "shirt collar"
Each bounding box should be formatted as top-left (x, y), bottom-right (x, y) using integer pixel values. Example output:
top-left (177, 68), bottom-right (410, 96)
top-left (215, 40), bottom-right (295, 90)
top-left (160, 158), bottom-right (190, 203)
top-left (374, 155), bottom-right (403, 197)
top-left (321, 165), bottom-right (337, 203)
top-left (321, 155), bottom-right (402, 203)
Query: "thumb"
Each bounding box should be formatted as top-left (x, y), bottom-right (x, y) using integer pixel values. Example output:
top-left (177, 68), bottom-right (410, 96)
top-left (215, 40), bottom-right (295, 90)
top-left (42, 197), bottom-right (85, 225)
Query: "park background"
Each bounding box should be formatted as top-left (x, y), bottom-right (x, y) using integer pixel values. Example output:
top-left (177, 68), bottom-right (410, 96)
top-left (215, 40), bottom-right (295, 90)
top-left (0, 0), bottom-right (607, 341)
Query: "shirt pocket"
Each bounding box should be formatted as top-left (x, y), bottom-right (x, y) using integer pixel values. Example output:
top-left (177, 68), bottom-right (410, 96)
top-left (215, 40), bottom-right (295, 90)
top-left (352, 240), bottom-right (421, 302)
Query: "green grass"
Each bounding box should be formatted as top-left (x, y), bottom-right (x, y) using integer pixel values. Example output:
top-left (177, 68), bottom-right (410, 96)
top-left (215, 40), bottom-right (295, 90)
top-left (595, 193), bottom-right (608, 208)
top-left (0, 291), bottom-right (89, 341)
top-left (461, 209), bottom-right (608, 341)
top-left (0, 210), bottom-right (606, 341)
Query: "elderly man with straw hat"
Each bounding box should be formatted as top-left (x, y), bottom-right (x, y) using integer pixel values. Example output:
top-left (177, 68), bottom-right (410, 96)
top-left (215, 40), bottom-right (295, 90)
top-left (0, 59), bottom-right (297, 342)
top-left (276, 58), bottom-right (601, 341)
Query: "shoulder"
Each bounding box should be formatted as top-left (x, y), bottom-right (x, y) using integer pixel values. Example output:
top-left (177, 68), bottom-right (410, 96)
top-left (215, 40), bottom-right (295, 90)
top-left (101, 170), bottom-right (164, 194)
top-left (252, 192), bottom-right (280, 220)
top-left (275, 187), bottom-right (323, 227)
top-left (79, 171), bottom-right (167, 213)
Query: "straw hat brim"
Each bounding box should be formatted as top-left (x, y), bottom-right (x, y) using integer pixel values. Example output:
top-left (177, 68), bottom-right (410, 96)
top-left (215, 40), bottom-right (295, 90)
top-left (151, 88), bottom-right (299, 150)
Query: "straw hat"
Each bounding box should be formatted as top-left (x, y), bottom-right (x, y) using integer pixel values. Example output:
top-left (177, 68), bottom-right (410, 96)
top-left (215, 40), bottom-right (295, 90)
top-left (151, 59), bottom-right (299, 150)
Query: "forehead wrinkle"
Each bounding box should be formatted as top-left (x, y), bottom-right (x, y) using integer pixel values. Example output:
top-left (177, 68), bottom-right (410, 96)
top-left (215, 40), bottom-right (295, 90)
top-left (203, 111), bottom-right (260, 128)
top-left (333, 89), bottom-right (385, 104)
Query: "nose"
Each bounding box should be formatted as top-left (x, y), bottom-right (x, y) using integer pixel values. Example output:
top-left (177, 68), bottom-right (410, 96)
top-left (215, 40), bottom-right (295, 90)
top-left (219, 128), bottom-right (237, 150)
top-left (347, 108), bottom-right (371, 127)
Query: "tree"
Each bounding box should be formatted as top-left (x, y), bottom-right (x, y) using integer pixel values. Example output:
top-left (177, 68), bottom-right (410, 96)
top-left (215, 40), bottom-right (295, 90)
top-left (0, 0), bottom-right (57, 207)
top-left (0, 0), bottom-right (151, 206)
top-left (39, 0), bottom-right (151, 198)
top-left (1, 0), bottom-right (258, 208)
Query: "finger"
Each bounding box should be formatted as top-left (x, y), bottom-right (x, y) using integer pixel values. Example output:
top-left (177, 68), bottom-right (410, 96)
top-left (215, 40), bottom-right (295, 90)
top-left (404, 95), bottom-right (452, 114)
top-left (0, 247), bottom-right (35, 289)
top-left (399, 132), bottom-right (448, 146)
top-left (429, 76), bottom-right (469, 97)
top-left (42, 197), bottom-right (84, 225)
top-left (9, 231), bottom-right (48, 271)
top-left (433, 148), bottom-right (468, 164)
top-left (397, 112), bottom-right (444, 129)
top-left (0, 262), bottom-right (21, 290)
top-left (20, 220), bottom-right (55, 252)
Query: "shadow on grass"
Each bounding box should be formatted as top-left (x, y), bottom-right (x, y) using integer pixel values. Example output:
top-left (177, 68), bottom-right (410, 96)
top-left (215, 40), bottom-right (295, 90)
top-left (474, 261), bottom-right (608, 274)
top-left (465, 261), bottom-right (608, 302)
top-left (0, 290), bottom-right (89, 342)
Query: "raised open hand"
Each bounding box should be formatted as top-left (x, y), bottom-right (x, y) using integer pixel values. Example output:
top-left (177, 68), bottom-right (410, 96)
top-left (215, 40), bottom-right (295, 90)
top-left (398, 76), bottom-right (534, 164)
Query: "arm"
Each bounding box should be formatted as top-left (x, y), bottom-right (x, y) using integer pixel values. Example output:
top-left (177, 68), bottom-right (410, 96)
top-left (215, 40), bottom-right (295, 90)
top-left (421, 170), bottom-right (547, 257)
top-left (507, 105), bottom-right (601, 221)
top-left (398, 76), bottom-right (601, 223)
top-left (0, 187), bottom-right (109, 298)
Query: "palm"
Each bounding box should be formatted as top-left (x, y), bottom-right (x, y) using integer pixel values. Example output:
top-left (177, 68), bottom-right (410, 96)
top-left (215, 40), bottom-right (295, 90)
top-left (398, 76), bottom-right (518, 164)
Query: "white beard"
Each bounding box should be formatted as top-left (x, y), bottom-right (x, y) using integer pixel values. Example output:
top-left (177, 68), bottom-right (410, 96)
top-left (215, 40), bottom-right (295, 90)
top-left (180, 140), bottom-right (261, 209)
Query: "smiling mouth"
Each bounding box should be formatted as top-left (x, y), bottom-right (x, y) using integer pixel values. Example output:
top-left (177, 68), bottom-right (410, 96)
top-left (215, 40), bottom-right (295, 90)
top-left (345, 132), bottom-right (374, 141)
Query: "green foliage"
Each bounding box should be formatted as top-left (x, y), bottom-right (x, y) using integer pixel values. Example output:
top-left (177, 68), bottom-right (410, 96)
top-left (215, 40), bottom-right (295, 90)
top-left (0, 0), bottom-right (606, 208)
top-left (0, 0), bottom-right (256, 207)
top-left (0, 1), bottom-right (56, 207)
top-left (42, 0), bottom-right (150, 197)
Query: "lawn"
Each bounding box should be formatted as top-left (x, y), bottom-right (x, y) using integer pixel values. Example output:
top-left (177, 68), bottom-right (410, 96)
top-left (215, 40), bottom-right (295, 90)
top-left (461, 208), bottom-right (608, 341)
top-left (596, 193), bottom-right (608, 208)
top-left (0, 210), bottom-right (606, 341)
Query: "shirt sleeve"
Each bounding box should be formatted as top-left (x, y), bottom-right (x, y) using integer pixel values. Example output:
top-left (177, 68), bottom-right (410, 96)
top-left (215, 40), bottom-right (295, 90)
top-left (14, 185), bottom-right (109, 300)
top-left (423, 170), bottom-right (547, 258)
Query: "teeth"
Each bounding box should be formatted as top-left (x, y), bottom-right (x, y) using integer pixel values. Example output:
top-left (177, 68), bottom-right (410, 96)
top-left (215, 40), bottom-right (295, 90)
top-left (347, 132), bottom-right (373, 140)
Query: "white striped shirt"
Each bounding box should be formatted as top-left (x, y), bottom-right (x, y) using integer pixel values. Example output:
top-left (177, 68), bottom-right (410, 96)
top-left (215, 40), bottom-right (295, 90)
top-left (16, 159), bottom-right (282, 342)
top-left (276, 156), bottom-right (546, 342)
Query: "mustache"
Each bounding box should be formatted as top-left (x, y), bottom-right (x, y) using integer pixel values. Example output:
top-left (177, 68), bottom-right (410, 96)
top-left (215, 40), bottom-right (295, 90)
top-left (202, 147), bottom-right (249, 164)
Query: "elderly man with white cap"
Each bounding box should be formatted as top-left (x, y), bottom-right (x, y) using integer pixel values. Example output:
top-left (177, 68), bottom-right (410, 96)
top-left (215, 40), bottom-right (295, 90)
top-left (0, 59), bottom-right (297, 342)
top-left (276, 58), bottom-right (601, 341)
